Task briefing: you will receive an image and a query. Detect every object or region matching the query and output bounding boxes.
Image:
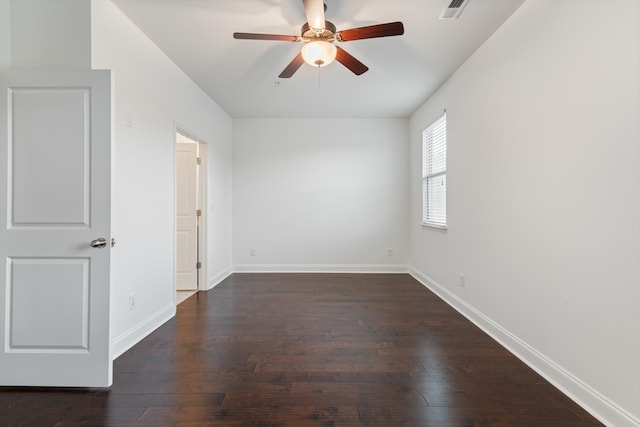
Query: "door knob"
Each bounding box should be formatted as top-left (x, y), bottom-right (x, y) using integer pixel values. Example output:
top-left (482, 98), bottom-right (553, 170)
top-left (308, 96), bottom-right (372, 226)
top-left (90, 237), bottom-right (108, 249)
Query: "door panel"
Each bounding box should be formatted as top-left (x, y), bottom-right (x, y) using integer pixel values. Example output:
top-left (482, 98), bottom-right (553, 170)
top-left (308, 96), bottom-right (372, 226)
top-left (11, 88), bottom-right (90, 226)
top-left (176, 142), bottom-right (198, 291)
top-left (0, 70), bottom-right (112, 387)
top-left (9, 258), bottom-right (89, 349)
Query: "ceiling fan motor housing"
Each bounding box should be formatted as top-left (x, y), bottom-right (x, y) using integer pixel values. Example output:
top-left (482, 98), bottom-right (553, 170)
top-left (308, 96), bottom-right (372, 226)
top-left (301, 21), bottom-right (337, 41)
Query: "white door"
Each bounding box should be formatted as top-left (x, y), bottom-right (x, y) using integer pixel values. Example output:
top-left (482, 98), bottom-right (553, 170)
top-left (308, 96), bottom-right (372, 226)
top-left (0, 70), bottom-right (112, 387)
top-left (176, 142), bottom-right (198, 291)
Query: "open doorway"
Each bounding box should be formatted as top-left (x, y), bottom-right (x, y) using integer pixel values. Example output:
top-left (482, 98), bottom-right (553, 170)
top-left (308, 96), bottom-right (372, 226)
top-left (175, 131), bottom-right (207, 305)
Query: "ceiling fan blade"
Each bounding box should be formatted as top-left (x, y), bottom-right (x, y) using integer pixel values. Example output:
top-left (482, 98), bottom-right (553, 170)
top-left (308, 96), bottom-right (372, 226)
top-left (234, 32), bottom-right (299, 42)
top-left (303, 0), bottom-right (325, 30)
top-left (335, 47), bottom-right (368, 76)
top-left (279, 52), bottom-right (305, 78)
top-left (336, 21), bottom-right (405, 42)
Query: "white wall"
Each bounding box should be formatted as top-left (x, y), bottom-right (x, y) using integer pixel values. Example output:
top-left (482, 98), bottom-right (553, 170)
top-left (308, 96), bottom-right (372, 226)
top-left (10, 0), bottom-right (90, 69)
top-left (409, 1), bottom-right (640, 425)
top-left (233, 118), bottom-right (409, 272)
top-left (91, 0), bottom-right (233, 357)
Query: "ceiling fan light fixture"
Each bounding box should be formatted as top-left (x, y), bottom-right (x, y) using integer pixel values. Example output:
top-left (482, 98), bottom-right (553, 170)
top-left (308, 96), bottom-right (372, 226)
top-left (301, 41), bottom-right (337, 67)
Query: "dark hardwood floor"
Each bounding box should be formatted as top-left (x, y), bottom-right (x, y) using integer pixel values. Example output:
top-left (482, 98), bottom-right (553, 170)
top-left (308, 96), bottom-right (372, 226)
top-left (1, 273), bottom-right (603, 426)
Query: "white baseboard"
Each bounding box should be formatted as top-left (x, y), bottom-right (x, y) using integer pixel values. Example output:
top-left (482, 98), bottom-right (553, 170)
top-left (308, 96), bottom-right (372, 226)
top-left (111, 303), bottom-right (175, 360)
top-left (206, 265), bottom-right (233, 290)
top-left (232, 264), bottom-right (410, 274)
top-left (409, 267), bottom-right (640, 427)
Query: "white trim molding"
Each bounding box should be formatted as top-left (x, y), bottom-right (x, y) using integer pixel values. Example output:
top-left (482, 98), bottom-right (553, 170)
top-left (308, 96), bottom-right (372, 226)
top-left (111, 303), bottom-right (175, 361)
top-left (207, 266), bottom-right (233, 290)
top-left (233, 264), bottom-right (410, 274)
top-left (409, 267), bottom-right (640, 427)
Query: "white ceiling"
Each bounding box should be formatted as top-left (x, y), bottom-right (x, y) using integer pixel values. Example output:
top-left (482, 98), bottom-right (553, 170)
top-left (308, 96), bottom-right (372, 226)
top-left (111, 0), bottom-right (525, 118)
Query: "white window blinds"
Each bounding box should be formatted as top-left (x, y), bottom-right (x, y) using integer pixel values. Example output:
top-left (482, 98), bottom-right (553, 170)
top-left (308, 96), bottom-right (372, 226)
top-left (422, 114), bottom-right (447, 227)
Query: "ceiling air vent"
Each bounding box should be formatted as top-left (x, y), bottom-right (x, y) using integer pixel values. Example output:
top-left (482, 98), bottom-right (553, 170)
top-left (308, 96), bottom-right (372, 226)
top-left (440, 0), bottom-right (469, 20)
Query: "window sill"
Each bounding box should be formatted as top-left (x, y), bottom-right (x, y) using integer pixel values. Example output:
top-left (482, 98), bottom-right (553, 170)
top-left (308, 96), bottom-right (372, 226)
top-left (420, 222), bottom-right (447, 231)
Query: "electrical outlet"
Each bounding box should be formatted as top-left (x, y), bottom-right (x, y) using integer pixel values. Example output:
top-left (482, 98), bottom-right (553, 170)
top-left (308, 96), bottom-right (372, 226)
top-left (128, 293), bottom-right (136, 311)
top-left (459, 273), bottom-right (466, 288)
top-left (249, 248), bottom-right (256, 256)
top-left (387, 248), bottom-right (393, 257)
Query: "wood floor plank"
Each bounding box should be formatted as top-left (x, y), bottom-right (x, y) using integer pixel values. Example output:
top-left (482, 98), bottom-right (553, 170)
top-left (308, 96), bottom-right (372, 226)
top-left (0, 273), bottom-right (603, 426)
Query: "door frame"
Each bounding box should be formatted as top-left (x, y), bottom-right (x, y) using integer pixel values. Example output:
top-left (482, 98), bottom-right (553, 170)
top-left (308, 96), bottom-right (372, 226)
top-left (174, 127), bottom-right (208, 298)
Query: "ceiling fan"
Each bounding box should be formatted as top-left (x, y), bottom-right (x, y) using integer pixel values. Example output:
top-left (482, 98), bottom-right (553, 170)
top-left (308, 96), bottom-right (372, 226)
top-left (233, 0), bottom-right (404, 78)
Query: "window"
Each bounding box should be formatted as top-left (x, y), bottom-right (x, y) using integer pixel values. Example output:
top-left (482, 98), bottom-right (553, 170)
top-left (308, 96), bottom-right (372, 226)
top-left (422, 114), bottom-right (447, 228)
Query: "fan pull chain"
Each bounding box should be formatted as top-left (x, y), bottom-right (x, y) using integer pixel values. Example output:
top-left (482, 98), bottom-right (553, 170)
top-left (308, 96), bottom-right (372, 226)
top-left (317, 65), bottom-right (321, 88)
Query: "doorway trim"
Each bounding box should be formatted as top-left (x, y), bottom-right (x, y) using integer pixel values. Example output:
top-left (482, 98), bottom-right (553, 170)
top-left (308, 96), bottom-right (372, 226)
top-left (174, 126), bottom-right (208, 299)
